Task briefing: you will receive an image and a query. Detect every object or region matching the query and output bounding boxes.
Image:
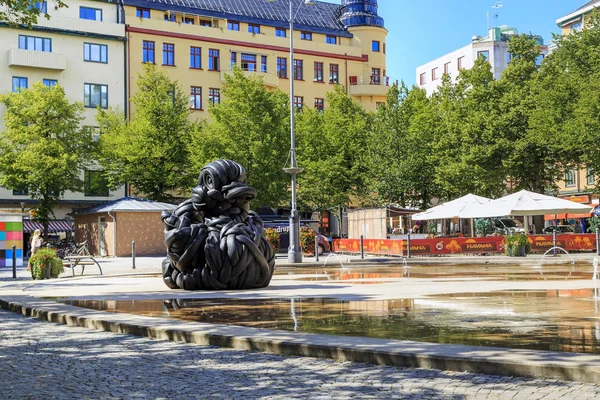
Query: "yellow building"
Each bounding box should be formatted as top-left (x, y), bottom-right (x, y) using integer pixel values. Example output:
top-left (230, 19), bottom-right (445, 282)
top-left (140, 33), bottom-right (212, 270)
top-left (0, 0), bottom-right (127, 220)
top-left (553, 1), bottom-right (599, 209)
top-left (123, 0), bottom-right (389, 118)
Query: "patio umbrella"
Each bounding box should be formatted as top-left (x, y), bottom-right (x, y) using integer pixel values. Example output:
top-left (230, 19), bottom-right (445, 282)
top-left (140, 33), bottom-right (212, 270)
top-left (412, 194), bottom-right (491, 220)
top-left (459, 190), bottom-right (594, 218)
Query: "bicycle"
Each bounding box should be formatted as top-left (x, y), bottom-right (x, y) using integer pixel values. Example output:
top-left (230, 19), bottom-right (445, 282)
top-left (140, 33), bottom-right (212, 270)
top-left (60, 241), bottom-right (91, 258)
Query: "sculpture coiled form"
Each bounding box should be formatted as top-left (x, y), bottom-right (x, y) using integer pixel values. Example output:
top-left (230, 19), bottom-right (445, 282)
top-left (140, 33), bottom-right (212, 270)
top-left (161, 160), bottom-right (275, 290)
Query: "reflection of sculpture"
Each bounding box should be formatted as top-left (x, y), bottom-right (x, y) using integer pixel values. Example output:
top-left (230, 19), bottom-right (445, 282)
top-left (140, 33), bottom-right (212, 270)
top-left (162, 160), bottom-right (275, 290)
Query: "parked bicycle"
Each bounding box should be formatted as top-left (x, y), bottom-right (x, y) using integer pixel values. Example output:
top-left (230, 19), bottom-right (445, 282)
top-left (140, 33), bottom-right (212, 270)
top-left (56, 240), bottom-right (91, 259)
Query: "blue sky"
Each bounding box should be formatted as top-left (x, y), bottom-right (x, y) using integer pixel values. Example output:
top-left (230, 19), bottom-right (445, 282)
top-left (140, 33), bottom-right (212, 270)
top-left (324, 0), bottom-right (585, 85)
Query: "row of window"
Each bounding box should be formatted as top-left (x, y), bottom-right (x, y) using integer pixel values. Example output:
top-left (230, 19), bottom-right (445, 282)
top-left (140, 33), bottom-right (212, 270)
top-left (565, 168), bottom-right (596, 187)
top-left (19, 35), bottom-right (109, 63)
top-left (189, 87), bottom-right (221, 110)
top-left (12, 77), bottom-right (108, 109)
top-left (137, 7), bottom-right (385, 52)
top-left (13, 170), bottom-right (109, 197)
top-left (33, 1), bottom-right (104, 21)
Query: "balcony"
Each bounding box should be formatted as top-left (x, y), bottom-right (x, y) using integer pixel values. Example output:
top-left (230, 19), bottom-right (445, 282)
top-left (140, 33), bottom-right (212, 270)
top-left (220, 69), bottom-right (279, 88)
top-left (348, 75), bottom-right (390, 97)
top-left (8, 48), bottom-right (66, 70)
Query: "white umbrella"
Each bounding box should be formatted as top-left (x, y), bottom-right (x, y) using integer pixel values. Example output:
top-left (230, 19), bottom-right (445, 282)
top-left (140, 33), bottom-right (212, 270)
top-left (459, 190), bottom-right (594, 218)
top-left (412, 194), bottom-right (491, 221)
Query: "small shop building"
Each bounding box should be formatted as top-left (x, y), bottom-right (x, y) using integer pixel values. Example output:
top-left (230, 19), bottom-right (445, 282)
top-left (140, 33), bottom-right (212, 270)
top-left (73, 197), bottom-right (176, 257)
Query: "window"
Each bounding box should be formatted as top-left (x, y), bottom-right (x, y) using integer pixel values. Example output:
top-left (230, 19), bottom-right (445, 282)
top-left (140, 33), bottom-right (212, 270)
top-left (314, 98), bottom-right (324, 112)
top-left (444, 62), bottom-right (451, 75)
top-left (92, 127), bottom-right (100, 142)
top-left (261, 55), bottom-right (267, 73)
top-left (32, 1), bottom-right (46, 13)
top-left (142, 41), bottom-right (155, 63)
top-left (18, 35), bottom-right (51, 52)
top-left (293, 96), bottom-right (303, 111)
top-left (565, 169), bottom-right (576, 187)
top-left (190, 46), bottom-right (201, 69)
top-left (80, 6), bottom-right (102, 21)
top-left (209, 88), bottom-right (220, 105)
top-left (199, 20), bottom-right (212, 27)
top-left (136, 8), bottom-right (150, 18)
top-left (84, 83), bottom-right (108, 109)
top-left (12, 77), bottom-right (27, 92)
top-left (208, 49), bottom-right (219, 71)
top-left (164, 13), bottom-right (175, 22)
top-left (84, 43), bottom-right (108, 63)
top-left (431, 67), bottom-right (439, 81)
top-left (300, 31), bottom-right (312, 41)
top-left (507, 52), bottom-right (512, 63)
top-left (419, 72), bottom-right (426, 86)
top-left (477, 50), bottom-right (489, 61)
top-left (571, 22), bottom-right (582, 32)
top-left (371, 68), bottom-right (381, 85)
top-left (314, 62), bottom-right (324, 82)
top-left (230, 51), bottom-right (237, 69)
top-left (329, 64), bottom-right (339, 84)
top-left (248, 24), bottom-right (260, 34)
top-left (228, 21), bottom-right (239, 31)
top-left (163, 43), bottom-right (174, 66)
top-left (294, 59), bottom-right (303, 80)
top-left (372, 40), bottom-right (380, 52)
top-left (241, 53), bottom-right (257, 71)
top-left (536, 54), bottom-right (545, 66)
top-left (190, 87), bottom-right (202, 110)
top-left (457, 56), bottom-right (465, 70)
top-left (43, 79), bottom-right (57, 87)
top-left (376, 102), bottom-right (385, 109)
top-left (588, 168), bottom-right (595, 186)
top-left (276, 28), bottom-right (286, 38)
top-left (349, 76), bottom-right (358, 85)
top-left (12, 187), bottom-right (28, 196)
top-left (326, 35), bottom-right (337, 45)
top-left (383, 43), bottom-right (386, 54)
top-left (277, 57), bottom-right (287, 78)
top-left (183, 17), bottom-right (195, 24)
top-left (84, 170), bottom-right (109, 196)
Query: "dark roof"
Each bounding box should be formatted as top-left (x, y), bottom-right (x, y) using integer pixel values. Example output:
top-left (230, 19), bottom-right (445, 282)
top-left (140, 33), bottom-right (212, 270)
top-left (74, 197), bottom-right (177, 215)
top-left (124, 0), bottom-right (353, 37)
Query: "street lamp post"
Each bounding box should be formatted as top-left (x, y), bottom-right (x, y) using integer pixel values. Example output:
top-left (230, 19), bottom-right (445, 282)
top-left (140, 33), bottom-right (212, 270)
top-left (270, 0), bottom-right (314, 263)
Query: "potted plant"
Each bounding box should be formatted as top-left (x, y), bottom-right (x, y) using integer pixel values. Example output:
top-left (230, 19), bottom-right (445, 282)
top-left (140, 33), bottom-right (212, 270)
top-left (588, 216), bottom-right (600, 233)
top-left (264, 227), bottom-right (280, 253)
top-left (299, 226), bottom-right (317, 255)
top-left (426, 221), bottom-right (438, 237)
top-left (475, 218), bottom-right (492, 237)
top-left (29, 248), bottom-right (64, 280)
top-left (504, 233), bottom-right (531, 257)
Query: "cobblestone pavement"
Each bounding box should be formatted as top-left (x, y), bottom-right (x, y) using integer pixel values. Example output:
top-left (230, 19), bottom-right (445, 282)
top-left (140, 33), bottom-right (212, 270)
top-left (1, 310), bottom-right (600, 400)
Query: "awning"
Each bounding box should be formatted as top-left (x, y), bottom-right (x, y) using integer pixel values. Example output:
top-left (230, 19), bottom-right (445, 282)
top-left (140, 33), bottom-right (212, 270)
top-left (543, 205), bottom-right (594, 220)
top-left (23, 220), bottom-right (73, 233)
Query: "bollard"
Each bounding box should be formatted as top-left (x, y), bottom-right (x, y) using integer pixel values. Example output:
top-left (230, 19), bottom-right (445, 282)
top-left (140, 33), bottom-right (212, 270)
top-left (597, 228), bottom-right (600, 256)
top-left (12, 245), bottom-right (16, 279)
top-left (407, 231), bottom-right (411, 259)
top-left (315, 236), bottom-right (319, 262)
top-left (132, 240), bottom-right (136, 269)
top-left (360, 235), bottom-right (364, 259)
top-left (553, 230), bottom-right (557, 256)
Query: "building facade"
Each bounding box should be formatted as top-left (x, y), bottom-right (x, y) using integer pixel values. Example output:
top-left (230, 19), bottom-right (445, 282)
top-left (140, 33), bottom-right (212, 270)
top-left (556, 0), bottom-right (598, 35)
top-left (0, 0), bottom-right (127, 219)
top-left (123, 0), bottom-right (388, 117)
top-left (416, 26), bottom-right (548, 95)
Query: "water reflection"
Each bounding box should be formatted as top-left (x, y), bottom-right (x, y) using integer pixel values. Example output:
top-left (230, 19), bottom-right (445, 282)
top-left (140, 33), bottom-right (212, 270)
top-left (65, 289), bottom-right (600, 354)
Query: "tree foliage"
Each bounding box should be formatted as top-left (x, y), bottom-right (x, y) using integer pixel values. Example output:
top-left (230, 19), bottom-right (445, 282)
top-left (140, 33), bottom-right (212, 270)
top-left (97, 63), bottom-right (196, 201)
top-left (191, 68), bottom-right (290, 207)
top-left (0, 83), bottom-right (95, 236)
top-left (0, 0), bottom-right (66, 26)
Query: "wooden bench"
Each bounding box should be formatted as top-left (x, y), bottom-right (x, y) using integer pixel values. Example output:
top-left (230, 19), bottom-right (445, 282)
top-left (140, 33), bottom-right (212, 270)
top-left (63, 255), bottom-right (103, 277)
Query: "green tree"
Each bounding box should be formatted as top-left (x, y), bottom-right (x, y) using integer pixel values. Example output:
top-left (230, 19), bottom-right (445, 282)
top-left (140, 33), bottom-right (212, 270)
top-left (1, 0), bottom-right (66, 26)
top-left (97, 63), bottom-right (196, 201)
top-left (0, 82), bottom-right (95, 237)
top-left (295, 85), bottom-right (371, 220)
top-left (191, 68), bottom-right (290, 207)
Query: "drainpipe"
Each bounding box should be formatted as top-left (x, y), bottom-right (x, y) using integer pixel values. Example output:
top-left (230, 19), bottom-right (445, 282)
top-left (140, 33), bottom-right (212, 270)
top-left (107, 210), bottom-right (117, 257)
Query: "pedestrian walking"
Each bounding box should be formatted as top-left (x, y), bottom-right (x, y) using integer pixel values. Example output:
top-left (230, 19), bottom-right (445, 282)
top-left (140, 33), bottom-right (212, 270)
top-left (26, 229), bottom-right (42, 271)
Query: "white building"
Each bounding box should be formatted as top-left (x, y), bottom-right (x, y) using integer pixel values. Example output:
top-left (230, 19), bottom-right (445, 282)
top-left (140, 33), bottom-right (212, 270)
top-left (416, 26), bottom-right (548, 95)
top-left (0, 0), bottom-right (127, 220)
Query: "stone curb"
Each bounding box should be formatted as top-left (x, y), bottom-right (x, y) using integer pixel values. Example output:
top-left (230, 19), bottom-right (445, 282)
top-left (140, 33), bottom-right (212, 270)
top-left (2, 295), bottom-right (600, 384)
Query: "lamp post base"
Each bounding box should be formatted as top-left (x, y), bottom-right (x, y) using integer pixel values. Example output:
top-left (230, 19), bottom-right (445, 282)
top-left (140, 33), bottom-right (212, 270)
top-left (288, 249), bottom-right (303, 263)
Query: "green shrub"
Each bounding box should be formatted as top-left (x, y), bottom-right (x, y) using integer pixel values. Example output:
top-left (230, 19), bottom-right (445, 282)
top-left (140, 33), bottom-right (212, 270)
top-left (504, 233), bottom-right (531, 256)
top-left (300, 226), bottom-right (317, 255)
top-left (475, 218), bottom-right (492, 236)
top-left (30, 248), bottom-right (64, 280)
top-left (588, 216), bottom-right (600, 233)
top-left (264, 227), bottom-right (280, 253)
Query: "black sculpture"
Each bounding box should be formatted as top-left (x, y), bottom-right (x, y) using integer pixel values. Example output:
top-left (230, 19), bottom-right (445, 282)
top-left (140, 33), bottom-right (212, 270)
top-left (161, 160), bottom-right (275, 290)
